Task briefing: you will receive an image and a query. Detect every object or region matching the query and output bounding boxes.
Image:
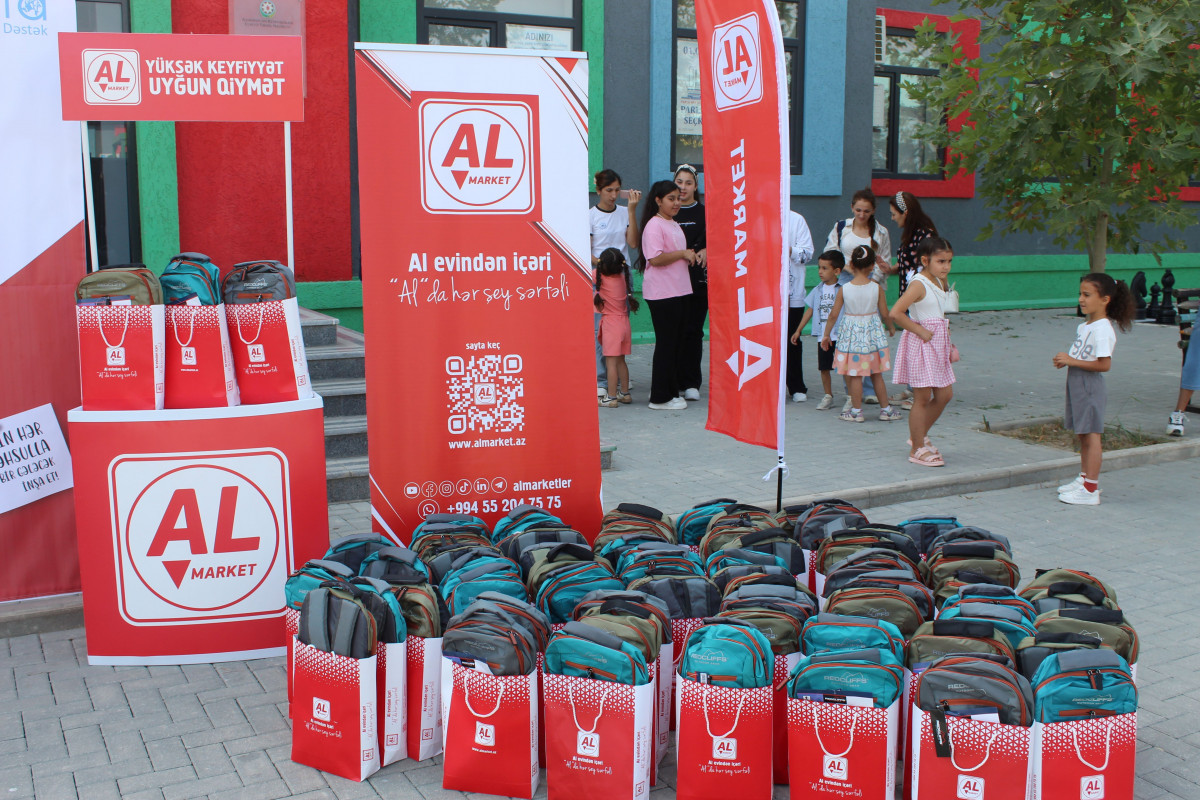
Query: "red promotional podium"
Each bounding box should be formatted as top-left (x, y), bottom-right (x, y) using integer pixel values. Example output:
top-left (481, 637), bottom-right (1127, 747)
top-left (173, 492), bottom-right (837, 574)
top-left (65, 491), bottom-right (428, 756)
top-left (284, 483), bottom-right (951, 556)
top-left (67, 396), bottom-right (329, 665)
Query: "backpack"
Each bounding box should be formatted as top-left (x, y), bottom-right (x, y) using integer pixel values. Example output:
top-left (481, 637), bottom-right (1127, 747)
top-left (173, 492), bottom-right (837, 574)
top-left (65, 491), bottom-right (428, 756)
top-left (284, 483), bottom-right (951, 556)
top-left (358, 546), bottom-right (431, 584)
top-left (937, 602), bottom-right (1037, 649)
top-left (821, 553), bottom-right (925, 596)
top-left (440, 557), bottom-right (526, 617)
top-left (284, 559), bottom-right (355, 611)
top-left (1030, 650), bottom-right (1137, 723)
top-left (897, 515), bottom-right (961, 555)
top-left (815, 527), bottom-right (921, 575)
top-left (491, 505), bottom-right (565, 543)
top-left (927, 543), bottom-right (1020, 593)
top-left (725, 535), bottom-right (808, 576)
top-left (535, 562), bottom-right (623, 623)
top-left (443, 595), bottom-right (548, 676)
top-left (297, 586), bottom-right (378, 659)
top-left (598, 503), bottom-right (677, 543)
top-left (222, 260), bottom-right (296, 303)
top-left (704, 547), bottom-right (787, 578)
top-left (939, 584), bottom-right (1037, 623)
top-left (573, 590), bottom-right (672, 650)
top-left (711, 564), bottom-right (795, 594)
top-left (1015, 632), bottom-right (1104, 680)
top-left (323, 533), bottom-right (396, 574)
top-left (824, 586), bottom-right (927, 638)
top-left (76, 263), bottom-right (163, 305)
top-left (703, 526), bottom-right (796, 563)
top-left (720, 583), bottom-right (819, 623)
top-left (616, 542), bottom-right (704, 583)
top-left (824, 569), bottom-right (936, 620)
top-left (161, 252), bottom-right (221, 305)
top-left (544, 621), bottom-right (651, 685)
top-left (410, 522), bottom-right (493, 561)
top-left (1018, 568), bottom-right (1118, 606)
top-left (496, 526), bottom-right (589, 562)
top-left (348, 577), bottom-right (408, 643)
top-left (915, 654), bottom-right (1034, 727)
top-left (699, 507), bottom-right (778, 561)
top-left (522, 543), bottom-right (600, 593)
top-left (676, 498), bottom-right (738, 546)
top-left (678, 619), bottom-right (773, 688)
top-left (626, 574), bottom-right (722, 619)
top-left (801, 613), bottom-right (905, 661)
top-left (717, 605), bottom-right (803, 655)
top-left (425, 545), bottom-right (503, 585)
top-left (927, 526), bottom-right (1012, 555)
top-left (389, 579), bottom-right (448, 638)
top-left (795, 502), bottom-right (870, 550)
top-left (412, 512), bottom-right (490, 541)
top-left (906, 618), bottom-right (1017, 669)
top-left (594, 532), bottom-right (677, 571)
top-left (573, 611), bottom-right (664, 663)
top-left (1033, 608), bottom-right (1139, 665)
top-left (788, 647), bottom-right (905, 708)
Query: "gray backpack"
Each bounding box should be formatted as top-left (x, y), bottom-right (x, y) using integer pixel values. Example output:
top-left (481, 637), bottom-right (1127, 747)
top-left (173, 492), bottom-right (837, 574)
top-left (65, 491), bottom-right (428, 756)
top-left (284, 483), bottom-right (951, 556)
top-left (442, 595), bottom-right (548, 675)
top-left (915, 654), bottom-right (1034, 727)
top-left (298, 586), bottom-right (378, 659)
top-left (222, 260), bottom-right (296, 303)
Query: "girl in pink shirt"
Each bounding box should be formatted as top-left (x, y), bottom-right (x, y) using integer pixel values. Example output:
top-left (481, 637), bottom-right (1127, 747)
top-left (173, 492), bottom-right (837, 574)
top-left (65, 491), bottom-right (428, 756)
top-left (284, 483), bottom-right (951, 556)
top-left (636, 180), bottom-right (695, 410)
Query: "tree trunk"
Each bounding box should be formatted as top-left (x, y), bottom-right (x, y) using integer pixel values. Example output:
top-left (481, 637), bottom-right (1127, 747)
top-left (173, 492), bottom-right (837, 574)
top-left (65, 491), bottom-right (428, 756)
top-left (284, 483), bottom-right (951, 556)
top-left (1087, 211), bottom-right (1109, 273)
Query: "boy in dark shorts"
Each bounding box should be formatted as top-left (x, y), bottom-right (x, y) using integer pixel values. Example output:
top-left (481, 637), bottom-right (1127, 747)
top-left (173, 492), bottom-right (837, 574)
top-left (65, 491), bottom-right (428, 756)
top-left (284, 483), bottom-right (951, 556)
top-left (791, 251), bottom-right (844, 409)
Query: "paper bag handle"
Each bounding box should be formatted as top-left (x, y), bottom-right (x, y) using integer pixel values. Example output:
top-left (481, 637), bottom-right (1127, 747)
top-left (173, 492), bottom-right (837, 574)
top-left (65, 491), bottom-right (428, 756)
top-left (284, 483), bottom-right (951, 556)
top-left (947, 718), bottom-right (998, 773)
top-left (702, 683), bottom-right (745, 740)
top-left (813, 703), bottom-right (857, 758)
top-left (462, 670), bottom-right (504, 719)
top-left (1072, 719), bottom-right (1113, 772)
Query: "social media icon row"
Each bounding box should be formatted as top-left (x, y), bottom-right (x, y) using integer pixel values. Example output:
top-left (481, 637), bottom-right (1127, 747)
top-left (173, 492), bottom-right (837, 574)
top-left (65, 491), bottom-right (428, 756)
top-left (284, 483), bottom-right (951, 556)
top-left (404, 476), bottom-right (507, 499)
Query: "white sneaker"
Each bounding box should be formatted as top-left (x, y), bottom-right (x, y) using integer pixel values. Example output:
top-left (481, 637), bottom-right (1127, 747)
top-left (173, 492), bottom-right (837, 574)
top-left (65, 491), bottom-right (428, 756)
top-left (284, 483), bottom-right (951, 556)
top-left (1057, 474), bottom-right (1085, 494)
top-left (842, 397), bottom-right (853, 413)
top-left (649, 397), bottom-right (688, 411)
top-left (863, 394), bottom-right (880, 405)
top-left (816, 394), bottom-right (833, 410)
top-left (683, 388), bottom-right (701, 401)
top-left (1058, 486), bottom-right (1100, 505)
top-left (1167, 411), bottom-right (1186, 436)
top-left (792, 392), bottom-right (807, 403)
top-left (597, 385), bottom-right (607, 396)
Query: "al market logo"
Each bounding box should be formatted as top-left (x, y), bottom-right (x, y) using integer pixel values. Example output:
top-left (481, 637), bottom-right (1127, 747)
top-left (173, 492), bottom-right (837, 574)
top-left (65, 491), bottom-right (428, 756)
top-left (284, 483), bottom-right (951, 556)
top-left (83, 48), bottom-right (141, 105)
top-left (419, 96), bottom-right (538, 215)
top-left (710, 12), bottom-right (763, 111)
top-left (109, 450), bottom-right (291, 625)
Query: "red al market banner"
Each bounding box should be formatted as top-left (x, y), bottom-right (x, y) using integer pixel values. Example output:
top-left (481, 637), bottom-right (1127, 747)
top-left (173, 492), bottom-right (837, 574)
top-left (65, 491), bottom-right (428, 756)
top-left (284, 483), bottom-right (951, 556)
top-left (57, 32), bottom-right (303, 121)
top-left (354, 45), bottom-right (603, 541)
top-left (696, 0), bottom-right (790, 450)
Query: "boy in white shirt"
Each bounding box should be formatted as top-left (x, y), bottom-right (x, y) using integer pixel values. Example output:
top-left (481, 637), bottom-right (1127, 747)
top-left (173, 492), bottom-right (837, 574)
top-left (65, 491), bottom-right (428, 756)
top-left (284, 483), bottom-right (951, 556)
top-left (790, 250), bottom-right (844, 410)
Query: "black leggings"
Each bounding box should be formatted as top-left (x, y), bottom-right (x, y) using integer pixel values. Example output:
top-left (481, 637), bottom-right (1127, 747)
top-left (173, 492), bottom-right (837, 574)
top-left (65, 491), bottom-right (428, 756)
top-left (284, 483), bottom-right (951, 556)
top-left (786, 306), bottom-right (808, 394)
top-left (646, 296), bottom-right (689, 403)
top-left (678, 284), bottom-right (709, 390)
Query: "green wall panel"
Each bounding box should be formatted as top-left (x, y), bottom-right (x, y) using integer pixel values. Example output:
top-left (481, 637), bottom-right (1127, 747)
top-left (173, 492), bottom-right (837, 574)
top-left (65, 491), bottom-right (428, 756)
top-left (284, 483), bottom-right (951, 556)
top-left (359, 0), bottom-right (415, 43)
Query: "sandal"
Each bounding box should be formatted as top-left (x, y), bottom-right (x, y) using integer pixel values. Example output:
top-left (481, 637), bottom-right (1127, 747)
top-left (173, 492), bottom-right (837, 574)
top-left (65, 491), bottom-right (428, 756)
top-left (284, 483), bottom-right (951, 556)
top-left (908, 446), bottom-right (945, 467)
top-left (906, 437), bottom-right (939, 454)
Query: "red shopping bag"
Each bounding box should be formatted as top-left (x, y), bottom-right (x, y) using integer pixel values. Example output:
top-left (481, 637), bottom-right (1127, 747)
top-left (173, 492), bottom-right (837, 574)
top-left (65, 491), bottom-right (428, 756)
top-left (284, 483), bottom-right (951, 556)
top-left (440, 658), bottom-right (539, 797)
top-left (772, 653), bottom-right (801, 784)
top-left (376, 640), bottom-right (407, 766)
top-left (77, 304), bottom-right (165, 410)
top-left (290, 637), bottom-right (379, 782)
top-left (405, 636), bottom-right (443, 761)
top-left (544, 673), bottom-right (654, 800)
top-left (788, 696), bottom-right (900, 799)
top-left (907, 708), bottom-right (1032, 800)
top-left (226, 297), bottom-right (313, 404)
top-left (669, 618), bottom-right (705, 730)
top-left (653, 642), bottom-right (673, 769)
top-left (285, 608), bottom-right (300, 711)
top-left (674, 678), bottom-right (774, 800)
top-left (164, 304), bottom-right (239, 408)
top-left (1030, 714), bottom-right (1136, 800)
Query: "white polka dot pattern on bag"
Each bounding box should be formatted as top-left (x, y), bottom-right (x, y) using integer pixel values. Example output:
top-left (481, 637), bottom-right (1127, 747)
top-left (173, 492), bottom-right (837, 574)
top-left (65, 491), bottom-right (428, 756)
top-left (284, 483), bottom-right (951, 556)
top-left (543, 673), bottom-right (637, 716)
top-left (450, 661), bottom-right (533, 711)
top-left (294, 639), bottom-right (366, 689)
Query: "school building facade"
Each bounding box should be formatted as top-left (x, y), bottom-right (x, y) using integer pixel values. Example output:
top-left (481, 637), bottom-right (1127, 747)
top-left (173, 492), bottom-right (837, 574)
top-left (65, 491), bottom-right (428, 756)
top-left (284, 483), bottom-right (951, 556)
top-left (70, 0), bottom-right (1200, 334)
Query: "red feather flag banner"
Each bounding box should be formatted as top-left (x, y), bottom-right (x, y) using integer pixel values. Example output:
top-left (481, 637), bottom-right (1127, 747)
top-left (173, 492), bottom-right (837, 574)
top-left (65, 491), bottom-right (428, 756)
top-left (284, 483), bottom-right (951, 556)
top-left (695, 0), bottom-right (790, 453)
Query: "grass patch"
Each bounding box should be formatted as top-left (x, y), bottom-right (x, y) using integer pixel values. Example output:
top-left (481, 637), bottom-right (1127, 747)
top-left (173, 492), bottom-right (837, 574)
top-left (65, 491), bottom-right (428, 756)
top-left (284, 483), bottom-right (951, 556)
top-left (994, 421), bottom-right (1167, 451)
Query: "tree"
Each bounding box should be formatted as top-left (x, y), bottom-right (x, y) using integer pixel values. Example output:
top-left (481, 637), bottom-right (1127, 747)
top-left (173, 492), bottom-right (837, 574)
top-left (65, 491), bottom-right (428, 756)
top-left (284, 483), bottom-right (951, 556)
top-left (909, 1), bottom-right (1200, 272)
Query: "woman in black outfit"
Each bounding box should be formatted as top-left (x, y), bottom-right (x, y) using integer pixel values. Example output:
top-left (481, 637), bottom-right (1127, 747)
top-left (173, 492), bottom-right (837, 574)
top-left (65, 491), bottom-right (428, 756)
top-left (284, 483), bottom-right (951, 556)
top-left (673, 164), bottom-right (707, 401)
top-left (888, 191), bottom-right (939, 295)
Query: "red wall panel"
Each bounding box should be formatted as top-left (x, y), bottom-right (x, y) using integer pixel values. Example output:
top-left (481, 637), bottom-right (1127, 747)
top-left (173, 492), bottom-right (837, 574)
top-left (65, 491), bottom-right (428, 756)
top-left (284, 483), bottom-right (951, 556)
top-left (172, 1), bottom-right (351, 281)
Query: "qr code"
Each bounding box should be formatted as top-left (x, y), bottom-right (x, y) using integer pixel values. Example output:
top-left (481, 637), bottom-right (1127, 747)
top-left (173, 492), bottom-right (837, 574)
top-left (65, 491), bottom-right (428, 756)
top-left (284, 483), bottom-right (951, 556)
top-left (446, 354), bottom-right (524, 434)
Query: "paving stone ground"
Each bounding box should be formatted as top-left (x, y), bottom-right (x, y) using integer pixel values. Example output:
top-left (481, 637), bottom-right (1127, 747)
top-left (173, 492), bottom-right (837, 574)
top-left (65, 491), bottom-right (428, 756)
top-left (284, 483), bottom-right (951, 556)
top-left (3, 308), bottom-right (1196, 799)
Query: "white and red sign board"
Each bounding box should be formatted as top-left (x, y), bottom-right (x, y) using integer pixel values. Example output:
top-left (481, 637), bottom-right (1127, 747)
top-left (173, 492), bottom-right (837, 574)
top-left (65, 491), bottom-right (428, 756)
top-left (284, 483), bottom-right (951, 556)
top-left (67, 397), bottom-right (328, 664)
top-left (440, 659), bottom-right (540, 798)
top-left (694, 1), bottom-right (789, 449)
top-left (0, 404), bottom-right (73, 515)
top-left (291, 638), bottom-right (379, 782)
top-left (354, 45), bottom-right (602, 543)
top-left (674, 679), bottom-right (773, 799)
top-left (907, 709), bottom-right (1033, 800)
top-left (58, 32), bottom-right (303, 121)
top-left (788, 697), bottom-right (900, 800)
top-left (1030, 715), bottom-right (1136, 800)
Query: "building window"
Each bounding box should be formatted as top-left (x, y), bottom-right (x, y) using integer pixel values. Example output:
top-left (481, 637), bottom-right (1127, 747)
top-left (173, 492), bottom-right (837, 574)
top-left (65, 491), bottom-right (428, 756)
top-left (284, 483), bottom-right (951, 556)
top-left (77, 0), bottom-right (141, 267)
top-left (419, 0), bottom-right (581, 51)
top-left (871, 8), bottom-right (979, 199)
top-left (672, 1), bottom-right (805, 173)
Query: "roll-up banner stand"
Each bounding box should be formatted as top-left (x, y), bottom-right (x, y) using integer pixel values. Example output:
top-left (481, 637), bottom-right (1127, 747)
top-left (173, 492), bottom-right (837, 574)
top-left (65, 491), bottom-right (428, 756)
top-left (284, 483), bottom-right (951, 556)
top-left (354, 45), bottom-right (603, 542)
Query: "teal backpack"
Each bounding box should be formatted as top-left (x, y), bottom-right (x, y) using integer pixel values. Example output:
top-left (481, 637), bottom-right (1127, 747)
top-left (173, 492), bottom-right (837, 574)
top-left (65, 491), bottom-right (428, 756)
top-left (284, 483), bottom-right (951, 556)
top-left (676, 498), bottom-right (738, 546)
top-left (788, 647), bottom-right (905, 708)
top-left (544, 621), bottom-right (650, 685)
top-left (896, 515), bottom-right (961, 555)
top-left (937, 601), bottom-right (1037, 649)
top-left (349, 577), bottom-right (408, 643)
top-left (358, 546), bottom-right (430, 583)
top-left (616, 543), bottom-right (704, 583)
top-left (801, 613), bottom-right (905, 661)
top-left (1031, 649), bottom-right (1137, 723)
top-left (939, 584), bottom-right (1037, 624)
top-left (491, 505), bottom-right (565, 543)
top-left (411, 512), bottom-right (490, 541)
top-left (678, 618), bottom-right (773, 688)
top-left (161, 252), bottom-right (221, 305)
top-left (440, 557), bottom-right (526, 616)
top-left (535, 561), bottom-right (623, 623)
top-left (284, 559), bottom-right (354, 612)
top-left (324, 533), bottom-right (397, 574)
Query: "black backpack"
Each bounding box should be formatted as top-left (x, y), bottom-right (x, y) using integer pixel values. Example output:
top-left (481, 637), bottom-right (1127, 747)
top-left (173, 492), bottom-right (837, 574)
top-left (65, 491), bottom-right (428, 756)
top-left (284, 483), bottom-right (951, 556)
top-left (222, 260), bottom-right (297, 302)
